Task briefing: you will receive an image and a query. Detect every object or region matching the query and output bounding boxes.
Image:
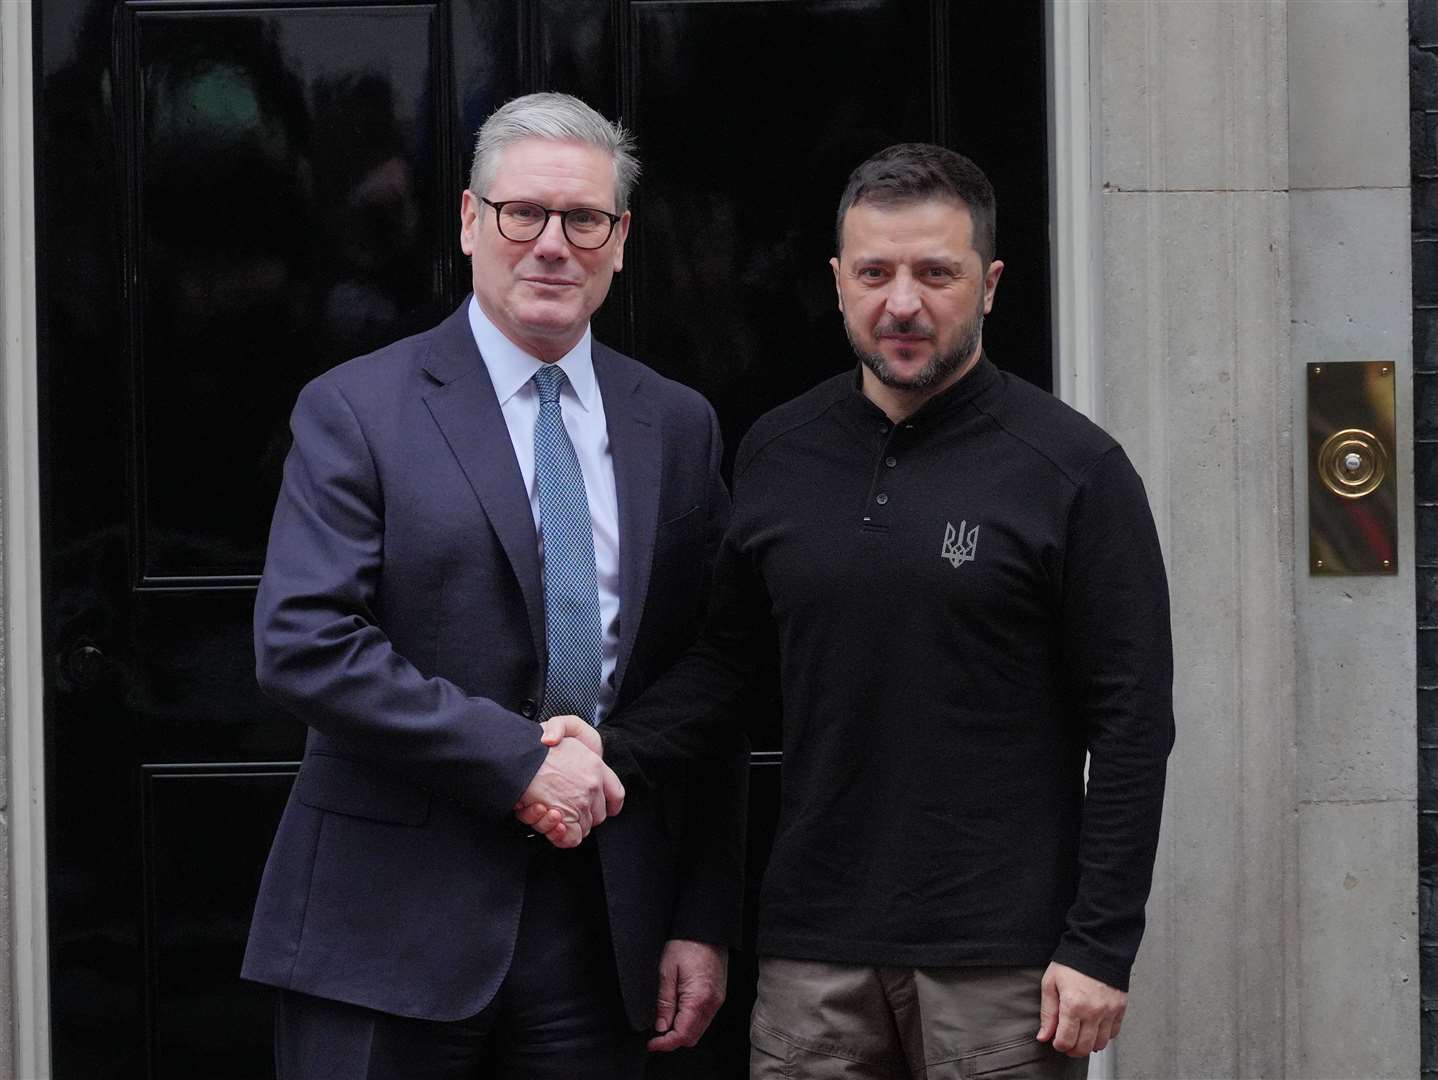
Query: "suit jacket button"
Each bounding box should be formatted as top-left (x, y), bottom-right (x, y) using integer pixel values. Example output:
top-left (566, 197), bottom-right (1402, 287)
top-left (519, 699), bottom-right (537, 719)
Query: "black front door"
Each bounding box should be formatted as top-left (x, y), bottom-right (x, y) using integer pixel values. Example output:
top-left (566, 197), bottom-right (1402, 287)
top-left (35, 2), bottom-right (1050, 1075)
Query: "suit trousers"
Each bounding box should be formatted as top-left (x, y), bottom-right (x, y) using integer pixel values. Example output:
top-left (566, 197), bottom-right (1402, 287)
top-left (274, 842), bottom-right (647, 1080)
top-left (748, 958), bottom-right (1087, 1080)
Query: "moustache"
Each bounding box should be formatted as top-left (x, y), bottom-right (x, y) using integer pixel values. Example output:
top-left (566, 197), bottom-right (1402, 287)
top-left (875, 320), bottom-right (936, 340)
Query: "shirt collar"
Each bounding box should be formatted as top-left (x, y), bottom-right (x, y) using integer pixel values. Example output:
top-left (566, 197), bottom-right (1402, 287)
top-left (845, 353), bottom-right (1003, 428)
top-left (467, 295), bottom-right (597, 412)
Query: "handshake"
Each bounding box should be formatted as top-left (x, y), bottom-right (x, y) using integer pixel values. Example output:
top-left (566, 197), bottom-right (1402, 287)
top-left (513, 716), bottom-right (624, 848)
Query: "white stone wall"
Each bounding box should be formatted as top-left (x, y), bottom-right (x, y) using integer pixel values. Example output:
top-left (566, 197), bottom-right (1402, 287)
top-left (0, 3), bottom-right (19, 1072)
top-left (1100, 2), bottom-right (1418, 1077)
top-left (1289, 2), bottom-right (1416, 1076)
top-left (3, 1), bottom-right (43, 1074)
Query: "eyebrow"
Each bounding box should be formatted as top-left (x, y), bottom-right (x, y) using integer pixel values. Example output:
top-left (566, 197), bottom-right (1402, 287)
top-left (850, 255), bottom-right (965, 271)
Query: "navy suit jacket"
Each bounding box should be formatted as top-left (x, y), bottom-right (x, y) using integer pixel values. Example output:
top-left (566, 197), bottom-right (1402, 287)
top-left (242, 302), bottom-right (745, 1027)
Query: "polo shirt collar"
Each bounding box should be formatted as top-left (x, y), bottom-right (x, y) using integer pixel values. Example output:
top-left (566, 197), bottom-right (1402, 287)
top-left (848, 352), bottom-right (1003, 426)
top-left (467, 295), bottom-right (598, 412)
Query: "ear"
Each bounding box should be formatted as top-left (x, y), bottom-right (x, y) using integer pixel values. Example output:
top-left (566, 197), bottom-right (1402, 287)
top-left (982, 258), bottom-right (1004, 314)
top-left (460, 190), bottom-right (480, 257)
top-left (610, 210), bottom-right (631, 273)
top-left (830, 256), bottom-right (844, 313)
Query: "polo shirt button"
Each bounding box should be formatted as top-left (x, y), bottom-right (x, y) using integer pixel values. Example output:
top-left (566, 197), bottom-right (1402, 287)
top-left (875, 493), bottom-right (889, 505)
top-left (519, 699), bottom-right (537, 719)
top-left (885, 456), bottom-right (896, 468)
top-left (878, 423), bottom-right (890, 435)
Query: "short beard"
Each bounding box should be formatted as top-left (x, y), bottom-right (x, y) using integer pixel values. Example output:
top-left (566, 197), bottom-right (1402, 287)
top-left (848, 310), bottom-right (983, 392)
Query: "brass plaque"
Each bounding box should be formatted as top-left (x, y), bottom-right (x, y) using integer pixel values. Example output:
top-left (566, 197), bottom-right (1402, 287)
top-left (1307, 362), bottom-right (1397, 575)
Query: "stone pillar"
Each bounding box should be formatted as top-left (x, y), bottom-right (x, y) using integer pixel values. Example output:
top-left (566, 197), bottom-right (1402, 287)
top-left (1097, 2), bottom-right (1417, 1076)
top-left (1288, 2), bottom-right (1416, 1076)
top-left (3, 1), bottom-right (46, 1075)
top-left (0, 4), bottom-right (19, 1071)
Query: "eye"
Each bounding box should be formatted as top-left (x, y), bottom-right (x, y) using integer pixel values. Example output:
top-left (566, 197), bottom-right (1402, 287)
top-left (923, 266), bottom-right (956, 280)
top-left (506, 202), bottom-right (543, 223)
top-left (566, 208), bottom-right (604, 229)
top-left (857, 266), bottom-right (887, 281)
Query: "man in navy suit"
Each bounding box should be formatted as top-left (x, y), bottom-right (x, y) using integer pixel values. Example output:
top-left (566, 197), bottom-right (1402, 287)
top-left (243, 92), bottom-right (743, 1079)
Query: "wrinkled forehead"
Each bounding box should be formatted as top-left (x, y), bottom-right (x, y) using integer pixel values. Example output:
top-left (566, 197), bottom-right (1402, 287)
top-left (838, 196), bottom-right (978, 257)
top-left (489, 137), bottom-right (621, 207)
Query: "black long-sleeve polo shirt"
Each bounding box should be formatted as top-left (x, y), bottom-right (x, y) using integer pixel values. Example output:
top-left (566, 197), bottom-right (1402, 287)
top-left (603, 356), bottom-right (1174, 991)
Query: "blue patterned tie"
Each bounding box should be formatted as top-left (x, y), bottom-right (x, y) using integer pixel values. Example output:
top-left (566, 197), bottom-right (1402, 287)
top-left (531, 365), bottom-right (603, 725)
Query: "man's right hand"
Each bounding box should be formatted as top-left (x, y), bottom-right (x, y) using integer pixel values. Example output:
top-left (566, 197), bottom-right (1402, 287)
top-left (514, 718), bottom-right (622, 848)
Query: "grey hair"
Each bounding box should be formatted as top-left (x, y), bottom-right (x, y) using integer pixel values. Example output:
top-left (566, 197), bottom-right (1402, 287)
top-left (468, 92), bottom-right (640, 213)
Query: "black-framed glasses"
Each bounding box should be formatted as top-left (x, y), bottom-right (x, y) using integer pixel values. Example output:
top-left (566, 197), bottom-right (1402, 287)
top-left (480, 197), bottom-right (621, 250)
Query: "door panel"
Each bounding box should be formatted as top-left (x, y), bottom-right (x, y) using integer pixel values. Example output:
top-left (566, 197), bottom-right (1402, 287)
top-left (130, 5), bottom-right (449, 582)
top-left (142, 767), bottom-right (296, 1078)
top-left (628, 0), bottom-right (936, 457)
top-left (36, 2), bottom-right (1050, 1075)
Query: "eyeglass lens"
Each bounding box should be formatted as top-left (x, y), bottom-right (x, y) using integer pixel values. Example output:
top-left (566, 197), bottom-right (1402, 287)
top-left (496, 202), bottom-right (613, 249)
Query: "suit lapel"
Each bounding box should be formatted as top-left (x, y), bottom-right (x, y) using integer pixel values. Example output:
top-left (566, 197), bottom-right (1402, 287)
top-left (420, 304), bottom-right (545, 658)
top-left (594, 344), bottom-right (660, 700)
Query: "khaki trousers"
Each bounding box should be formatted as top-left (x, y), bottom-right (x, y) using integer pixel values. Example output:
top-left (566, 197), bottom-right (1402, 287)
top-left (749, 958), bottom-right (1088, 1080)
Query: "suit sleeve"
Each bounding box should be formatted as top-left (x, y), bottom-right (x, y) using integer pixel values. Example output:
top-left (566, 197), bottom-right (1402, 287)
top-left (1048, 446), bottom-right (1175, 991)
top-left (254, 376), bottom-right (547, 818)
top-left (664, 402), bottom-right (749, 948)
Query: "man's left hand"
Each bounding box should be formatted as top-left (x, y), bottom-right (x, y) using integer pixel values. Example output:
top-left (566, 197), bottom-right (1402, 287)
top-left (648, 939), bottom-right (727, 1052)
top-left (1036, 961), bottom-right (1126, 1057)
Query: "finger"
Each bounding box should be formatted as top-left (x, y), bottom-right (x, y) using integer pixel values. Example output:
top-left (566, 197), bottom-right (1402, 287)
top-left (649, 996), bottom-right (709, 1052)
top-left (586, 785), bottom-right (607, 829)
top-left (647, 1028), bottom-right (685, 1052)
top-left (653, 958), bottom-right (678, 1037)
top-left (648, 1006), bottom-right (701, 1052)
top-left (530, 808), bottom-right (567, 836)
top-left (1069, 1018), bottom-right (1097, 1058)
top-left (602, 766), bottom-right (625, 818)
top-left (1036, 973), bottom-right (1059, 1042)
top-left (538, 715), bottom-right (589, 746)
top-left (665, 976), bottom-right (710, 1050)
top-left (512, 804), bottom-right (543, 829)
top-left (1093, 1018), bottom-right (1114, 1054)
top-left (543, 821), bottom-right (580, 849)
top-left (569, 717), bottom-right (604, 756)
top-left (1052, 1010), bottom-right (1080, 1055)
top-left (678, 990), bottom-right (722, 1047)
top-left (550, 800), bottom-right (590, 841)
top-left (538, 715), bottom-right (601, 755)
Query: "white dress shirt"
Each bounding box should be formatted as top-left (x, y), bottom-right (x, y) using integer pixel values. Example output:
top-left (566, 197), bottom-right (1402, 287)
top-left (467, 296), bottom-right (621, 724)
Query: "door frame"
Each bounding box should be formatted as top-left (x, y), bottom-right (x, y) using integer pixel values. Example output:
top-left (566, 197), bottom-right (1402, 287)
top-left (1, 4), bottom-right (1099, 1074)
top-left (3, 2), bottom-right (51, 1078)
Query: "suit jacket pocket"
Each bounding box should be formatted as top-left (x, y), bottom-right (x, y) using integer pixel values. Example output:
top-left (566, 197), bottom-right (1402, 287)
top-left (295, 752), bottom-right (432, 826)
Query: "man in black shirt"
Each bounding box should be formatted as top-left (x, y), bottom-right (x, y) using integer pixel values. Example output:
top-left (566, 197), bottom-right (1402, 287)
top-left (522, 144), bottom-right (1173, 1078)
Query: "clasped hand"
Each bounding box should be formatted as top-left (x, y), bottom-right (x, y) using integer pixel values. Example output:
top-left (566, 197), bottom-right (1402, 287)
top-left (515, 724), bottom-right (727, 1053)
top-left (513, 716), bottom-right (621, 848)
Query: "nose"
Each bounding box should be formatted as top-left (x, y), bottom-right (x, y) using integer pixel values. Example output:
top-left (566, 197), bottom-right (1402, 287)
top-left (531, 211), bottom-right (571, 259)
top-left (885, 269), bottom-right (921, 319)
